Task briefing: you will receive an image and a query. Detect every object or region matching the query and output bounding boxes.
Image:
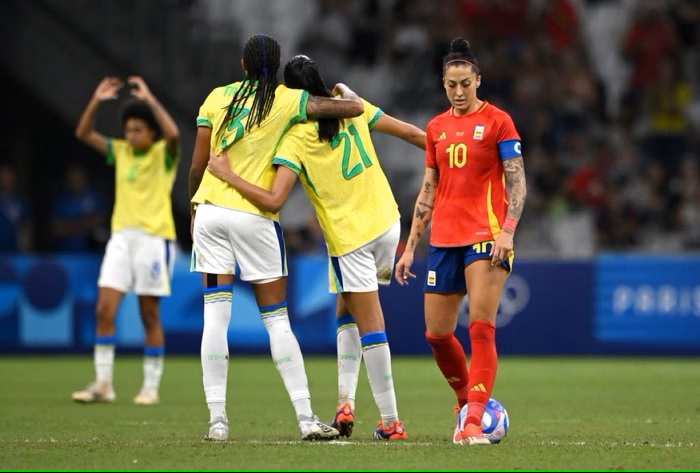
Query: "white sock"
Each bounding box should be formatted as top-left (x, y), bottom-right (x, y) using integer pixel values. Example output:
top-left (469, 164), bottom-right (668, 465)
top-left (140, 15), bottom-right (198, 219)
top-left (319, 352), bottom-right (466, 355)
top-left (361, 331), bottom-right (398, 426)
top-left (336, 314), bottom-right (361, 409)
top-left (142, 353), bottom-right (164, 391)
top-left (94, 341), bottom-right (115, 385)
top-left (260, 301), bottom-right (313, 420)
top-left (201, 285), bottom-right (232, 422)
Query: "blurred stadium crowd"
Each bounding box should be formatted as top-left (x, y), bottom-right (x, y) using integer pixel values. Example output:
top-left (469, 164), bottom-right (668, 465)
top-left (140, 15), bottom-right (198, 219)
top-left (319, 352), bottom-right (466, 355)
top-left (1, 0), bottom-right (699, 257)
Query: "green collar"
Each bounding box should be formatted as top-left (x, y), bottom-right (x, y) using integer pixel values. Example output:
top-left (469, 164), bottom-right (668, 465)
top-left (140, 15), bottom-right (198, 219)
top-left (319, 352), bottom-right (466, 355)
top-left (133, 147), bottom-right (150, 157)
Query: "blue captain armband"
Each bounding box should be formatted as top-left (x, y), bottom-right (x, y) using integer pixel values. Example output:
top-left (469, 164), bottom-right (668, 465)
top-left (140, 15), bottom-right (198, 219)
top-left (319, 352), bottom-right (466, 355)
top-left (498, 139), bottom-right (522, 160)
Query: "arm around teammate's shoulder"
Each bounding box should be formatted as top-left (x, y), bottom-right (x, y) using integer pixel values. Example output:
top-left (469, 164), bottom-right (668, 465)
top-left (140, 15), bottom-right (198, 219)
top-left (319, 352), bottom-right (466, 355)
top-left (306, 83), bottom-right (363, 119)
top-left (207, 152), bottom-right (297, 214)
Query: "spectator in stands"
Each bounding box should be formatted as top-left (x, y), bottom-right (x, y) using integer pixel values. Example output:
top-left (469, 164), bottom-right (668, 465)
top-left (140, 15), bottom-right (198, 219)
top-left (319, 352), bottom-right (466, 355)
top-left (537, 0), bottom-right (580, 51)
top-left (51, 163), bottom-right (107, 252)
top-left (644, 56), bottom-right (692, 177)
top-left (0, 163), bottom-right (32, 253)
top-left (621, 2), bottom-right (680, 121)
top-left (566, 139), bottom-right (613, 210)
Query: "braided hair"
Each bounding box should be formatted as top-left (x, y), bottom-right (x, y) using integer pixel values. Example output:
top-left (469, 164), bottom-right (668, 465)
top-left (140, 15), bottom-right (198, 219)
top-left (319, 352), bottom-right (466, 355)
top-left (218, 34), bottom-right (281, 138)
top-left (284, 55), bottom-right (339, 142)
top-left (442, 38), bottom-right (480, 74)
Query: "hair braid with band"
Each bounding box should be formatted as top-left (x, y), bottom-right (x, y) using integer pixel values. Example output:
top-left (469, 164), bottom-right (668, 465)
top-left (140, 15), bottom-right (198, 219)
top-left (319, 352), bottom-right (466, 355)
top-left (217, 34), bottom-right (281, 142)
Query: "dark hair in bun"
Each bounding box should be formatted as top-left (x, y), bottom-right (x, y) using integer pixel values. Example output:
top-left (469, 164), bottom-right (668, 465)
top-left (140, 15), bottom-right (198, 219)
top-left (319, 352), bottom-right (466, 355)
top-left (442, 38), bottom-right (480, 73)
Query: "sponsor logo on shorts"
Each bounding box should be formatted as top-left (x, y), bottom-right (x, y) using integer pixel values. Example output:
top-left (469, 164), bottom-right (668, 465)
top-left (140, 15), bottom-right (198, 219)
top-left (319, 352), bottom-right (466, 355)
top-left (427, 270), bottom-right (436, 286)
top-left (150, 261), bottom-right (161, 279)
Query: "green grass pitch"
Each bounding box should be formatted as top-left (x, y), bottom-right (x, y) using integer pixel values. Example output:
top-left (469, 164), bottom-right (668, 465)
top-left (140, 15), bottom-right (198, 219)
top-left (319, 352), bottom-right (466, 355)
top-left (0, 355), bottom-right (698, 471)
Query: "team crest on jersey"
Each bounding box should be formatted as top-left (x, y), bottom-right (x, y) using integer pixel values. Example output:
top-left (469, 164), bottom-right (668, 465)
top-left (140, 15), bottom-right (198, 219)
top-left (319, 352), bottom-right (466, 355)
top-left (473, 125), bottom-right (485, 140)
top-left (438, 132), bottom-right (446, 141)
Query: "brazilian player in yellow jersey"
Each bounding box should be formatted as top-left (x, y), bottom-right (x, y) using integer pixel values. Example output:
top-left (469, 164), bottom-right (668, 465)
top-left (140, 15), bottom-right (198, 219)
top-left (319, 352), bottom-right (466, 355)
top-left (207, 54), bottom-right (425, 440)
top-left (192, 81), bottom-right (308, 219)
top-left (72, 76), bottom-right (180, 407)
top-left (188, 34), bottom-right (365, 442)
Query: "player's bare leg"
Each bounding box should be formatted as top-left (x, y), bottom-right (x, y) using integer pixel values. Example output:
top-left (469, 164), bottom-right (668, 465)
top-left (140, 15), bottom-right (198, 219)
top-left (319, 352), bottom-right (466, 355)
top-left (72, 287), bottom-right (123, 403)
top-left (134, 295), bottom-right (164, 405)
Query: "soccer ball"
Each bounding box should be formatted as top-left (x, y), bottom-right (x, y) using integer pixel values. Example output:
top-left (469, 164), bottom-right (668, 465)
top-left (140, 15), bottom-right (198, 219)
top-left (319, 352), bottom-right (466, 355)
top-left (459, 397), bottom-right (509, 443)
top-left (481, 398), bottom-right (509, 443)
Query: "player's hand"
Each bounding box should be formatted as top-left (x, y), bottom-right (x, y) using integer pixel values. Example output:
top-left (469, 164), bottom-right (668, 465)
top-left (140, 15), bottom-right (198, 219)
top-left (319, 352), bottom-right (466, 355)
top-left (127, 75), bottom-right (153, 101)
top-left (394, 252), bottom-right (416, 286)
top-left (332, 83), bottom-right (356, 98)
top-left (207, 151), bottom-right (231, 181)
top-left (491, 231), bottom-right (514, 267)
top-left (331, 83), bottom-right (345, 97)
top-left (93, 77), bottom-right (122, 101)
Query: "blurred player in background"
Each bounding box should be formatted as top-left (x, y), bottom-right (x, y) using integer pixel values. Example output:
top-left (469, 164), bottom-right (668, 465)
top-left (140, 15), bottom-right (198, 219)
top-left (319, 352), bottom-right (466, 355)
top-left (0, 163), bottom-right (32, 252)
top-left (188, 34), bottom-right (364, 442)
top-left (72, 75), bottom-right (180, 406)
top-left (394, 38), bottom-right (527, 445)
top-left (207, 54), bottom-right (426, 440)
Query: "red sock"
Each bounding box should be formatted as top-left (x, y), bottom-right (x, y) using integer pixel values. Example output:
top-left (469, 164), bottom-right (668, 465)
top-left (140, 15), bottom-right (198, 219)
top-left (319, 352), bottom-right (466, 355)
top-left (465, 320), bottom-right (497, 426)
top-left (425, 331), bottom-right (470, 407)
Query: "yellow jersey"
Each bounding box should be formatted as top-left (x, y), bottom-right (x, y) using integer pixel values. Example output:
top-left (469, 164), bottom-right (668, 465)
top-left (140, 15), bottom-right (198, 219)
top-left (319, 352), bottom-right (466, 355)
top-left (192, 82), bottom-right (309, 219)
top-left (106, 138), bottom-right (177, 239)
top-left (272, 99), bottom-right (399, 256)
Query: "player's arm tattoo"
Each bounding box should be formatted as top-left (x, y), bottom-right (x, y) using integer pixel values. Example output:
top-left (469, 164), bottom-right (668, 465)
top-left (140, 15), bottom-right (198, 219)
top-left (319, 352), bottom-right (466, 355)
top-left (306, 95), bottom-right (325, 116)
top-left (406, 169), bottom-right (437, 252)
top-left (306, 94), bottom-right (363, 119)
top-left (503, 156), bottom-right (527, 223)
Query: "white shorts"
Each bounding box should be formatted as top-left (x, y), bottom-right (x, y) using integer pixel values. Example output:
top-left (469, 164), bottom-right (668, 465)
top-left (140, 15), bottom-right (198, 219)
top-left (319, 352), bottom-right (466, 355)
top-left (98, 228), bottom-right (176, 296)
top-left (191, 203), bottom-right (287, 281)
top-left (329, 220), bottom-right (400, 293)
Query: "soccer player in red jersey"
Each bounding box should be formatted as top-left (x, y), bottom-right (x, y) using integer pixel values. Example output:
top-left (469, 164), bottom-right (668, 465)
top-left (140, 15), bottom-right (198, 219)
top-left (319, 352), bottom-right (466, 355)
top-left (394, 38), bottom-right (527, 445)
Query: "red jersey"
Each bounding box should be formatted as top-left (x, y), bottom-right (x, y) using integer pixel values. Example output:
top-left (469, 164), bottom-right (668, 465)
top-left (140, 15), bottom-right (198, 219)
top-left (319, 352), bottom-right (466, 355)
top-left (426, 101), bottom-right (521, 247)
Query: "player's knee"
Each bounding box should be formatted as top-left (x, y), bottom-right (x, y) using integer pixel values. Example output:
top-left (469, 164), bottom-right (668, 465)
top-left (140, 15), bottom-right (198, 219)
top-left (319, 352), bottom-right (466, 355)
top-left (95, 300), bottom-right (117, 323)
top-left (262, 313), bottom-right (291, 336)
top-left (139, 309), bottom-right (161, 330)
top-left (425, 331), bottom-right (455, 347)
top-left (468, 320), bottom-right (495, 342)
